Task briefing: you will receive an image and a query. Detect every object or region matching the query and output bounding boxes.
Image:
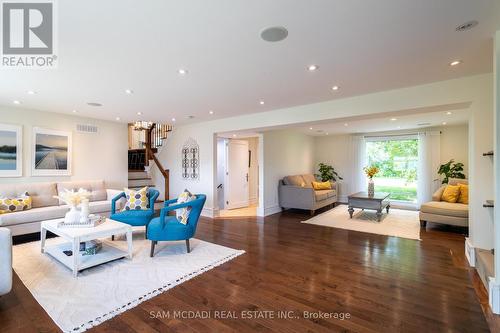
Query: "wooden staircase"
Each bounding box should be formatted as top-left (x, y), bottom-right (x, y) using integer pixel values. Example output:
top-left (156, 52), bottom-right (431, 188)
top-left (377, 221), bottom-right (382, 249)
top-left (128, 123), bottom-right (172, 200)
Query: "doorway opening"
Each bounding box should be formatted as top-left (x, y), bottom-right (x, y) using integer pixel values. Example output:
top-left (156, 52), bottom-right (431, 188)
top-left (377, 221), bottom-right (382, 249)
top-left (216, 135), bottom-right (260, 217)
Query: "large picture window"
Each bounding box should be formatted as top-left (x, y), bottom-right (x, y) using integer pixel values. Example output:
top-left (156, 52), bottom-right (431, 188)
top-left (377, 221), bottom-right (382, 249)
top-left (365, 136), bottom-right (418, 203)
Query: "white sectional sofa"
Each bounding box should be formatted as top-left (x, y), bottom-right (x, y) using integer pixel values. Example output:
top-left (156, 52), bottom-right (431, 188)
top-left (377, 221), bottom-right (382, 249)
top-left (0, 180), bottom-right (123, 236)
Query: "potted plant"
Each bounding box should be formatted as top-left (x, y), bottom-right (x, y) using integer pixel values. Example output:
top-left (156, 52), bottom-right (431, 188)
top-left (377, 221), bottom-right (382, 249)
top-left (315, 163), bottom-right (343, 183)
top-left (437, 159), bottom-right (465, 184)
top-left (363, 165), bottom-right (380, 197)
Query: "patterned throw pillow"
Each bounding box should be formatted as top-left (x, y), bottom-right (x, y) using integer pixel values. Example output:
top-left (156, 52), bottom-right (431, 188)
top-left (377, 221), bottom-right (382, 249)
top-left (176, 189), bottom-right (195, 225)
top-left (0, 192), bottom-right (32, 213)
top-left (122, 187), bottom-right (149, 211)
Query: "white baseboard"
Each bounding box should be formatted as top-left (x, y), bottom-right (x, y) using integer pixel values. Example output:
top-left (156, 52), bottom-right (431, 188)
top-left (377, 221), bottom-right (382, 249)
top-left (264, 205), bottom-right (282, 216)
top-left (465, 237), bottom-right (475, 267)
top-left (489, 278), bottom-right (500, 314)
top-left (201, 207), bottom-right (217, 218)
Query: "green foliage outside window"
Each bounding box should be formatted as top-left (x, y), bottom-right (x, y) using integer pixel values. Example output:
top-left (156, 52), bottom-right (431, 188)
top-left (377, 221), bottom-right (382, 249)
top-left (366, 139), bottom-right (418, 184)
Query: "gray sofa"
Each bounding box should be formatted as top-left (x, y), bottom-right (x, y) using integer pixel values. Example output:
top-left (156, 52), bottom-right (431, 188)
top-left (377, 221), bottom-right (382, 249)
top-left (0, 180), bottom-right (124, 236)
top-left (279, 174), bottom-right (337, 215)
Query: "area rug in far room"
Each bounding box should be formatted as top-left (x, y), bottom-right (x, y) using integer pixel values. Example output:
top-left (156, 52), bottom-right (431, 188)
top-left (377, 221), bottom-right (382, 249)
top-left (12, 236), bottom-right (244, 333)
top-left (302, 205), bottom-right (421, 240)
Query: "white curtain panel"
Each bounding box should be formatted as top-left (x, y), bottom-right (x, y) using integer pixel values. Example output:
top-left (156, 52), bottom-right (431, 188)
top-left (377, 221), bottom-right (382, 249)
top-left (417, 131), bottom-right (441, 207)
top-left (350, 135), bottom-right (367, 194)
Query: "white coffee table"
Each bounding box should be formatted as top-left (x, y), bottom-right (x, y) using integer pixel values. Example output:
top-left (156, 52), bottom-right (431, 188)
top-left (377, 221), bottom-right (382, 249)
top-left (41, 218), bottom-right (133, 277)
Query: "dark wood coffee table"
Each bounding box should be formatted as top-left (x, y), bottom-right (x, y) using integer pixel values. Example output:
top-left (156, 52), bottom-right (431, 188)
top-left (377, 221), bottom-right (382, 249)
top-left (347, 192), bottom-right (391, 222)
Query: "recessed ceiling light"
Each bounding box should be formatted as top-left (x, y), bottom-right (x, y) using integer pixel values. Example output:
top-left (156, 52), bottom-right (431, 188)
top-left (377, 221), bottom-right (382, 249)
top-left (137, 112), bottom-right (142, 115)
top-left (178, 68), bottom-right (188, 75)
top-left (72, 110), bottom-right (77, 113)
top-left (209, 110), bottom-right (214, 115)
top-left (450, 60), bottom-right (462, 66)
top-left (446, 111), bottom-right (452, 115)
top-left (87, 102), bottom-right (102, 107)
top-left (442, 122), bottom-right (447, 125)
top-left (309, 127), bottom-right (313, 130)
top-left (232, 134), bottom-right (237, 137)
top-left (172, 118), bottom-right (176, 122)
top-left (125, 89), bottom-right (133, 95)
top-left (27, 90), bottom-right (36, 95)
top-left (13, 100), bottom-right (21, 105)
top-left (390, 118), bottom-right (397, 121)
top-left (325, 133), bottom-right (329, 135)
top-left (259, 100), bottom-right (265, 105)
top-left (344, 123), bottom-right (348, 127)
top-left (332, 86), bottom-right (339, 91)
top-left (456, 20), bottom-right (478, 32)
top-left (115, 117), bottom-right (121, 121)
top-left (260, 26), bottom-right (288, 42)
top-left (307, 64), bottom-right (318, 71)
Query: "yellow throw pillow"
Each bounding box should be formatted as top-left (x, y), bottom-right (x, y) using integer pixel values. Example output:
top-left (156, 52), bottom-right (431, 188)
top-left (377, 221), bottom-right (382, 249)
top-left (122, 186), bottom-right (149, 211)
top-left (441, 185), bottom-right (461, 203)
top-left (0, 192), bottom-right (32, 213)
top-left (312, 181), bottom-right (332, 190)
top-left (458, 183), bottom-right (469, 204)
top-left (0, 210), bottom-right (9, 215)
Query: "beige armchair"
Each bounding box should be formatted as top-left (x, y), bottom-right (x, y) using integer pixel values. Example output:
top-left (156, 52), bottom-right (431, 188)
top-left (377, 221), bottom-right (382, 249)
top-left (279, 174), bottom-right (337, 216)
top-left (419, 178), bottom-right (468, 229)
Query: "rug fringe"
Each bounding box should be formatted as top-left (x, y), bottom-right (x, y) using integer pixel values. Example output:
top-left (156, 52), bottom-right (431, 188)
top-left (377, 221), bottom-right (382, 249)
top-left (48, 249), bottom-right (244, 333)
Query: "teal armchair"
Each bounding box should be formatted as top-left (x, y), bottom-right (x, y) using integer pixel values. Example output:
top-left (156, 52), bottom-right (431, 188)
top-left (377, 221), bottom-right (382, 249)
top-left (110, 188), bottom-right (159, 238)
top-left (147, 194), bottom-right (206, 257)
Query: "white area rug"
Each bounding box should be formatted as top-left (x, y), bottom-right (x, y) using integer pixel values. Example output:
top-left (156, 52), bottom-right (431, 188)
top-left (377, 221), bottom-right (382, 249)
top-left (302, 206), bottom-right (421, 240)
top-left (13, 235), bottom-right (244, 333)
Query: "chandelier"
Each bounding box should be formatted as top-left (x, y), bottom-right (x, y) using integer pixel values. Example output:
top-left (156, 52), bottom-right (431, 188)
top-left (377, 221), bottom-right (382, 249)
top-left (133, 121), bottom-right (153, 131)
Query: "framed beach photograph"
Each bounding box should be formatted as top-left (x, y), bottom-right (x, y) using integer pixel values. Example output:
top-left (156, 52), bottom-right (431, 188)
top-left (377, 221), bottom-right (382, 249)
top-left (32, 127), bottom-right (72, 176)
top-left (0, 124), bottom-right (22, 177)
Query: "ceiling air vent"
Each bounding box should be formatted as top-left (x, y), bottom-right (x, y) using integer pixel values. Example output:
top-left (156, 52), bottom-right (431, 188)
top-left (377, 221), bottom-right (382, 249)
top-left (76, 124), bottom-right (98, 134)
top-left (417, 123), bottom-right (431, 127)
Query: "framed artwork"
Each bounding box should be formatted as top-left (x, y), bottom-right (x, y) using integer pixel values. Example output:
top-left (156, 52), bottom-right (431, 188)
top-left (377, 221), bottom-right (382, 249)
top-left (32, 127), bottom-right (72, 176)
top-left (0, 124), bottom-right (22, 177)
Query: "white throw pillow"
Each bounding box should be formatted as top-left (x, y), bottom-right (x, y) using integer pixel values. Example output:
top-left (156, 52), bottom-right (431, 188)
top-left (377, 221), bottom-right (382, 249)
top-left (176, 189), bottom-right (195, 225)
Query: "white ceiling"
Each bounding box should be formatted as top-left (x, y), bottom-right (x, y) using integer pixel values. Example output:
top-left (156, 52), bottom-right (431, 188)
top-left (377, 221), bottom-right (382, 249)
top-left (1, 0), bottom-right (499, 125)
top-left (295, 105), bottom-right (471, 136)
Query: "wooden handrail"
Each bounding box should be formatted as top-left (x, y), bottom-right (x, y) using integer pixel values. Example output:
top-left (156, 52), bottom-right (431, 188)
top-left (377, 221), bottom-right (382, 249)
top-left (146, 146), bottom-right (169, 200)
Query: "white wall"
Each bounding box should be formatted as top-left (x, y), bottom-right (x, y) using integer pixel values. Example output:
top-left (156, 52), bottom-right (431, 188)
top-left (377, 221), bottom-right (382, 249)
top-left (262, 130), bottom-right (315, 215)
top-left (0, 107), bottom-right (128, 189)
top-left (439, 125), bottom-right (469, 176)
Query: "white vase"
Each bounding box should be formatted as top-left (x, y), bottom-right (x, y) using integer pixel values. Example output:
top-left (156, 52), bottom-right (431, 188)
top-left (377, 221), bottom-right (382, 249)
top-left (79, 199), bottom-right (90, 223)
top-left (65, 206), bottom-right (81, 224)
top-left (368, 179), bottom-right (375, 197)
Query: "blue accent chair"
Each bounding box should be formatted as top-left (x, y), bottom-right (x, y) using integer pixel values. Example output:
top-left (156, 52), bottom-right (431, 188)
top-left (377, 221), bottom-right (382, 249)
top-left (110, 188), bottom-right (160, 238)
top-left (147, 194), bottom-right (206, 257)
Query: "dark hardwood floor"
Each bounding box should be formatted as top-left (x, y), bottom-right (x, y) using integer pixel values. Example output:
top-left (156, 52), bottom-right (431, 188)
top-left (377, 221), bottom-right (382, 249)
top-left (0, 206), bottom-right (497, 332)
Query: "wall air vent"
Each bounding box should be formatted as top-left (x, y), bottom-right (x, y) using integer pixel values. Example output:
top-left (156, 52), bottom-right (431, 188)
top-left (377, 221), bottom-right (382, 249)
top-left (417, 123), bottom-right (431, 126)
top-left (76, 124), bottom-right (98, 134)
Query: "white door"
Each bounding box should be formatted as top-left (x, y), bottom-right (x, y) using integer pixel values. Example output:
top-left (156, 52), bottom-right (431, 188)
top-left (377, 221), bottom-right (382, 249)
top-left (225, 140), bottom-right (249, 209)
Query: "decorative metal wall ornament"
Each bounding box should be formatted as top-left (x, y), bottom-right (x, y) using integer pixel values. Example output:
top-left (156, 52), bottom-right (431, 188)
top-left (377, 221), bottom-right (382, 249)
top-left (181, 138), bottom-right (200, 180)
